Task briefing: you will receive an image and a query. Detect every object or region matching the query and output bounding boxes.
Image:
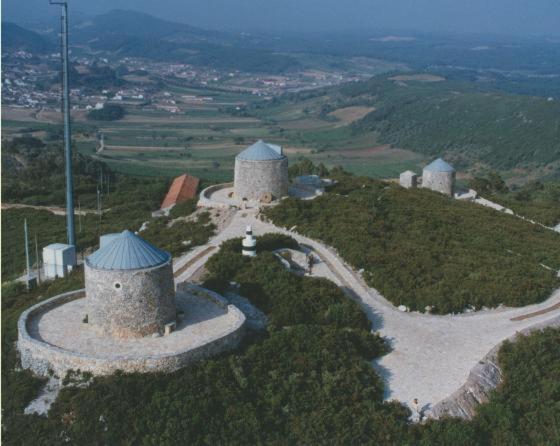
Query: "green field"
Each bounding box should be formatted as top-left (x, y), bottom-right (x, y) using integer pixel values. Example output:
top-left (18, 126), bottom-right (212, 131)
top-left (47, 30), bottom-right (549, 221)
top-left (2, 79), bottom-right (430, 180)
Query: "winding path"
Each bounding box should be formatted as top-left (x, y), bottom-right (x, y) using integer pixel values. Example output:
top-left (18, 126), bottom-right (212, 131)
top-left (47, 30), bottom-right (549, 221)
top-left (173, 208), bottom-right (560, 413)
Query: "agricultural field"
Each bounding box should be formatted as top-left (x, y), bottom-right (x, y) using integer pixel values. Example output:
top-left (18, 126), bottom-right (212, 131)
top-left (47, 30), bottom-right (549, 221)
top-left (2, 77), bottom-right (429, 181)
top-left (4, 71), bottom-right (560, 184)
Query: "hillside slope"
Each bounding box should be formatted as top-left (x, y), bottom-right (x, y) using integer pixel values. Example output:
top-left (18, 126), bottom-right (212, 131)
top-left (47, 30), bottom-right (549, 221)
top-left (1, 22), bottom-right (54, 53)
top-left (264, 173), bottom-right (560, 313)
top-left (252, 75), bottom-right (560, 173)
top-left (346, 77), bottom-right (560, 170)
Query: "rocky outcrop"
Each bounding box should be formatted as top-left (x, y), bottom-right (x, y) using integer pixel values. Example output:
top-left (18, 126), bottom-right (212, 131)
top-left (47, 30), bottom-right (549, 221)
top-left (428, 317), bottom-right (560, 420)
top-left (428, 344), bottom-right (502, 419)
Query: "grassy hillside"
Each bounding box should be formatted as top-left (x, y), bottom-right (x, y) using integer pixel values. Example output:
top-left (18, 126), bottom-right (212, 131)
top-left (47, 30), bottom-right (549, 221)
top-left (264, 172), bottom-right (560, 313)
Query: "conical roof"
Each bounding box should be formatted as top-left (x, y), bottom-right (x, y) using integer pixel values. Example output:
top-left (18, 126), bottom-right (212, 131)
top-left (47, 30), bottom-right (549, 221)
top-left (86, 230), bottom-right (170, 271)
top-left (424, 158), bottom-right (455, 172)
top-left (236, 140), bottom-right (284, 161)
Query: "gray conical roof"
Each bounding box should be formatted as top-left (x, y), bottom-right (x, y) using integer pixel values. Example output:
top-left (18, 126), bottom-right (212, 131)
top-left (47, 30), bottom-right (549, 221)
top-left (236, 140), bottom-right (284, 161)
top-left (86, 230), bottom-right (170, 271)
top-left (424, 158), bottom-right (455, 172)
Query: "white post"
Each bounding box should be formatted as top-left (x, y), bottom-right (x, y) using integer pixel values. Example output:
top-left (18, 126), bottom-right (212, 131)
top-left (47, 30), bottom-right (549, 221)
top-left (242, 226), bottom-right (257, 257)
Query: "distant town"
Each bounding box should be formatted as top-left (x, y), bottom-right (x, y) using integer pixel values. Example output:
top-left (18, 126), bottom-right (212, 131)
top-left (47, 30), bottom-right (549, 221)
top-left (2, 49), bottom-right (370, 113)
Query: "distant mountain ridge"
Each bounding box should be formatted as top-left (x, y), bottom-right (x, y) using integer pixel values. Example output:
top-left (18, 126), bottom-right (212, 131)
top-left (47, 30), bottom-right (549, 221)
top-left (1, 22), bottom-right (55, 53)
top-left (71, 9), bottom-right (218, 43)
top-left (1, 9), bottom-right (299, 74)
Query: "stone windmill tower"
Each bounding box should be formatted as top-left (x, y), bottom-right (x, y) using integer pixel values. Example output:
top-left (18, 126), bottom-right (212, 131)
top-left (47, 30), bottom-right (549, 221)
top-left (85, 231), bottom-right (176, 338)
top-left (422, 158), bottom-right (456, 196)
top-left (234, 140), bottom-right (288, 202)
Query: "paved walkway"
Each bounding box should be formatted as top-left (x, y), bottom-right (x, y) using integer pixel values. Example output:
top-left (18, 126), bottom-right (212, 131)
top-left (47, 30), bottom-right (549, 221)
top-left (173, 208), bottom-right (560, 412)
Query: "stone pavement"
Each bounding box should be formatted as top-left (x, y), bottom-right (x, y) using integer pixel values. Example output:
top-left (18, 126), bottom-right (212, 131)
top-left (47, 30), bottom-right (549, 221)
top-left (174, 208), bottom-right (560, 413)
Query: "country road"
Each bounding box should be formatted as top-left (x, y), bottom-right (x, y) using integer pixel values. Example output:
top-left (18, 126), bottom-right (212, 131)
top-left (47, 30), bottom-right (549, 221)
top-left (173, 207), bottom-right (560, 414)
top-left (2, 203), bottom-right (101, 216)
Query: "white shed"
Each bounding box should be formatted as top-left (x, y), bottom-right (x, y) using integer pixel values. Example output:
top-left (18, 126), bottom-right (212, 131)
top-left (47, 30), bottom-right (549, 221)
top-left (43, 243), bottom-right (76, 278)
top-left (399, 170), bottom-right (418, 189)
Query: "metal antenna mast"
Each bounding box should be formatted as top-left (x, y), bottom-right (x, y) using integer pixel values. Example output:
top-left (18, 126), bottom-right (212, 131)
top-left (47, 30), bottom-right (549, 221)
top-left (51, 0), bottom-right (76, 252)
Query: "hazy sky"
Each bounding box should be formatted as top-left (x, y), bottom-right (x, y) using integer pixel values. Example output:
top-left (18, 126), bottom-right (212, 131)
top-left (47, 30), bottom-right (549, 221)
top-left (4, 0), bottom-right (560, 36)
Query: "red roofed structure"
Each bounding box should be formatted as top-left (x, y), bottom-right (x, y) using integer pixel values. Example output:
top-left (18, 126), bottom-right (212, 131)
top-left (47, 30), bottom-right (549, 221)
top-left (160, 174), bottom-right (200, 210)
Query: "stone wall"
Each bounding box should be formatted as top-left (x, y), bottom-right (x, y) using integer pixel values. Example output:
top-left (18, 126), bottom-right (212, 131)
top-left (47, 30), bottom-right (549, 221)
top-left (85, 261), bottom-right (176, 338)
top-left (17, 288), bottom-right (246, 377)
top-left (422, 170), bottom-right (455, 196)
top-left (198, 182), bottom-right (235, 209)
top-left (234, 157), bottom-right (288, 201)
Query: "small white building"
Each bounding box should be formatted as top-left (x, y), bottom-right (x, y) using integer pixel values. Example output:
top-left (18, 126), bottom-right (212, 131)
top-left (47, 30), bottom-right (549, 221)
top-left (43, 243), bottom-right (76, 278)
top-left (399, 170), bottom-right (418, 189)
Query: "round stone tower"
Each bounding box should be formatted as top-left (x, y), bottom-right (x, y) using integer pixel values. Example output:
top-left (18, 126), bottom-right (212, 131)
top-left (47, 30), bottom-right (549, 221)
top-left (85, 230), bottom-right (176, 338)
top-left (422, 158), bottom-right (456, 196)
top-left (234, 140), bottom-right (288, 202)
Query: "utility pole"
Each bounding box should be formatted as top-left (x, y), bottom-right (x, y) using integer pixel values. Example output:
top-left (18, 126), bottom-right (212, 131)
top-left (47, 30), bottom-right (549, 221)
top-left (35, 234), bottom-right (41, 285)
top-left (78, 199), bottom-right (82, 233)
top-left (50, 0), bottom-right (76, 253)
top-left (97, 186), bottom-right (102, 220)
top-left (24, 219), bottom-right (31, 289)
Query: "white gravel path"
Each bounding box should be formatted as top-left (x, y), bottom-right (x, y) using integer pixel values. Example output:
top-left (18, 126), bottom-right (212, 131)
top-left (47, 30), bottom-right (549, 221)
top-left (174, 208), bottom-right (560, 412)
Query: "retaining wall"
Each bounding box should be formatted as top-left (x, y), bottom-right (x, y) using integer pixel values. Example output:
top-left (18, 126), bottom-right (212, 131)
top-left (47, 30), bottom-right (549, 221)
top-left (17, 288), bottom-right (246, 378)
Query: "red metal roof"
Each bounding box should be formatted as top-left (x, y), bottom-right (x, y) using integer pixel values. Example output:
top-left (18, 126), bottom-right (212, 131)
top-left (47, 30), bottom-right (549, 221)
top-left (160, 174), bottom-right (200, 210)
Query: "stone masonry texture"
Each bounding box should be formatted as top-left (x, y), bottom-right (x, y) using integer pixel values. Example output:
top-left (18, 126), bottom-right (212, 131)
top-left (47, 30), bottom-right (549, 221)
top-left (234, 157), bottom-right (288, 201)
top-left (422, 170), bottom-right (455, 196)
top-left (85, 261), bottom-right (176, 338)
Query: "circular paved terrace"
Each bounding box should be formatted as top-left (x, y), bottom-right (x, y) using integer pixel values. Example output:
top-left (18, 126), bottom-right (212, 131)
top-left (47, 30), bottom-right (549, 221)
top-left (18, 285), bottom-right (246, 377)
top-left (198, 182), bottom-right (323, 210)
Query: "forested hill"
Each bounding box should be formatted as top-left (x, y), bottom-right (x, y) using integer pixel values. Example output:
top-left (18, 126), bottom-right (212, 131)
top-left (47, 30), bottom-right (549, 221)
top-left (1, 22), bottom-right (54, 53)
top-left (345, 77), bottom-right (560, 170)
top-left (260, 74), bottom-right (560, 172)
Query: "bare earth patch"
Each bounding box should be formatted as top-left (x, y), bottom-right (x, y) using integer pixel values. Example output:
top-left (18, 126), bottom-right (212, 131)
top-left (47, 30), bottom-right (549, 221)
top-left (328, 106), bottom-right (376, 126)
top-left (337, 145), bottom-right (420, 161)
top-left (389, 74), bottom-right (446, 82)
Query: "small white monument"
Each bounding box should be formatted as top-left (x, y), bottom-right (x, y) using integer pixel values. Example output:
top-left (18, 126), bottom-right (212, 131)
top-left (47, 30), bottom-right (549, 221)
top-left (242, 226), bottom-right (256, 257)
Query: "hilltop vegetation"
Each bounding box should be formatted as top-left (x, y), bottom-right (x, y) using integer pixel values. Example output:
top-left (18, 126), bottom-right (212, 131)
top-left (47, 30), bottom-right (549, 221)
top-left (2, 136), bottom-right (108, 206)
top-left (2, 235), bottom-right (559, 445)
top-left (469, 173), bottom-right (560, 227)
top-left (264, 172), bottom-right (560, 313)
